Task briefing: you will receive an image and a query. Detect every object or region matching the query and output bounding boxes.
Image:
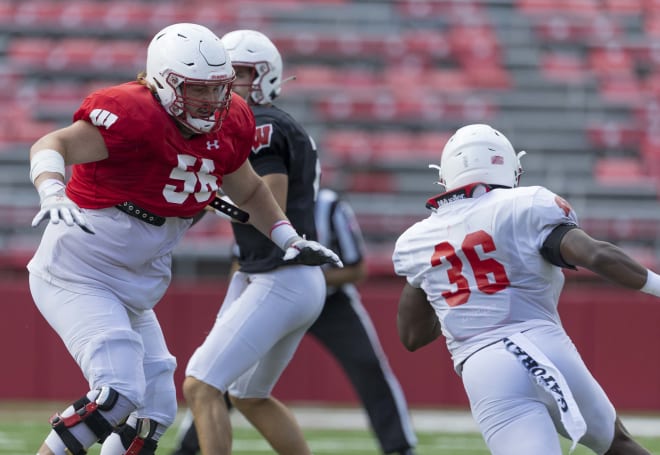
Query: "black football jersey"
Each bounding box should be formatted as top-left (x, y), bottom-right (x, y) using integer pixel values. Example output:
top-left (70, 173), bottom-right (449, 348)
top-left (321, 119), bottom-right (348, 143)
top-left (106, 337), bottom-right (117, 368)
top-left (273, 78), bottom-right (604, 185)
top-left (232, 104), bottom-right (320, 272)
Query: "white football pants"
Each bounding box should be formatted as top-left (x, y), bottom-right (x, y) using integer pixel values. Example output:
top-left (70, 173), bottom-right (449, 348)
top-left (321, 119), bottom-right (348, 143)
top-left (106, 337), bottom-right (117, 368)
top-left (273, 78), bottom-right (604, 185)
top-left (186, 264), bottom-right (325, 397)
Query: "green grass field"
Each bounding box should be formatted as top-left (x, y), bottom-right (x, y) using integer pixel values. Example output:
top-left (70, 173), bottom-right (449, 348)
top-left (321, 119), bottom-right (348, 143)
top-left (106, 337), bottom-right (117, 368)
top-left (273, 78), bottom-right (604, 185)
top-left (2, 403), bottom-right (659, 454)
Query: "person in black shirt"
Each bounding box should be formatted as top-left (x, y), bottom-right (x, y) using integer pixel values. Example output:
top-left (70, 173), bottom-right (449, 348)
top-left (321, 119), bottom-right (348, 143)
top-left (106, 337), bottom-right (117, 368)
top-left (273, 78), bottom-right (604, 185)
top-left (183, 30), bottom-right (336, 455)
top-left (178, 30), bottom-right (417, 455)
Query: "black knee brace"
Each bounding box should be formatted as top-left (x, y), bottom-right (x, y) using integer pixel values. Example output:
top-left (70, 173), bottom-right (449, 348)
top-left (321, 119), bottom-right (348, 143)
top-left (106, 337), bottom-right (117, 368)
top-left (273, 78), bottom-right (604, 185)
top-left (49, 386), bottom-right (119, 455)
top-left (116, 418), bottom-right (158, 455)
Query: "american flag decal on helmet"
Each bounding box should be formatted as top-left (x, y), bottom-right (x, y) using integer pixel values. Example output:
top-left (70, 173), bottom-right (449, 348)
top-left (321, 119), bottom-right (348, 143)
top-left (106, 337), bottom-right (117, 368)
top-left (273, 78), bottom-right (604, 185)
top-left (491, 155), bottom-right (504, 164)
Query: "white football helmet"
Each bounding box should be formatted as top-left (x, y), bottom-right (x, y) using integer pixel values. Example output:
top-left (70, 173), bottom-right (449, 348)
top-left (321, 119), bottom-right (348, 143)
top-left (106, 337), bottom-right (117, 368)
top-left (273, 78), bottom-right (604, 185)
top-left (431, 124), bottom-right (526, 190)
top-left (221, 29), bottom-right (283, 105)
top-left (146, 23), bottom-right (235, 134)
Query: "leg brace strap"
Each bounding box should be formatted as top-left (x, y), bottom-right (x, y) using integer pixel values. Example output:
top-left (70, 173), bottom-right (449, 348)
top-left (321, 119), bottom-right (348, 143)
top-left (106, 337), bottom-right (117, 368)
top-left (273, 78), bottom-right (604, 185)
top-left (117, 418), bottom-right (158, 455)
top-left (49, 387), bottom-right (118, 455)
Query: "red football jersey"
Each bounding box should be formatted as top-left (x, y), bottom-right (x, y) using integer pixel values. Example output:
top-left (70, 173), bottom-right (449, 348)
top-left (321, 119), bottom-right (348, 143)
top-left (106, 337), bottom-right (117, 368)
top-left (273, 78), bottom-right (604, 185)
top-left (66, 81), bottom-right (255, 218)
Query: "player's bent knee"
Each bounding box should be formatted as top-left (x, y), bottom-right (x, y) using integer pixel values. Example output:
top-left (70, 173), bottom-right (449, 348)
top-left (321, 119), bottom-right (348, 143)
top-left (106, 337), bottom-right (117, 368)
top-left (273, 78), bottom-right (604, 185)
top-left (183, 376), bottom-right (222, 405)
top-left (48, 387), bottom-right (136, 455)
top-left (79, 329), bottom-right (147, 405)
top-left (143, 356), bottom-right (178, 427)
top-left (231, 396), bottom-right (269, 414)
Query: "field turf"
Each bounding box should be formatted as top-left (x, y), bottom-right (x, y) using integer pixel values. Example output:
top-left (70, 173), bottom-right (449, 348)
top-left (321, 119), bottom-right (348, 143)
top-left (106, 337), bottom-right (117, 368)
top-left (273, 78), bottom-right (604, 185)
top-left (2, 402), bottom-right (659, 454)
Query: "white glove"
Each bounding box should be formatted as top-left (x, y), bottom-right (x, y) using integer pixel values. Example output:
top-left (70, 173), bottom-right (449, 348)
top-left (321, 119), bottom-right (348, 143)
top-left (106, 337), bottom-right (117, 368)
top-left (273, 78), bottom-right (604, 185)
top-left (283, 237), bottom-right (343, 267)
top-left (31, 179), bottom-right (95, 234)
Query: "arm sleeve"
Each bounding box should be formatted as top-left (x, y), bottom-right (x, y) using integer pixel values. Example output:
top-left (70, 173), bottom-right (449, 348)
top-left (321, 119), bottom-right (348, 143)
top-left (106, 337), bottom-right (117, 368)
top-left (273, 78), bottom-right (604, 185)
top-left (540, 223), bottom-right (579, 269)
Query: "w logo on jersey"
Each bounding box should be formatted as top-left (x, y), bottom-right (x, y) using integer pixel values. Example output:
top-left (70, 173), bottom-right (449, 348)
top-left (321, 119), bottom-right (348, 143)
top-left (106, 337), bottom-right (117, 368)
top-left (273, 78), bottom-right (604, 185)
top-left (89, 109), bottom-right (118, 130)
top-left (252, 124), bottom-right (273, 154)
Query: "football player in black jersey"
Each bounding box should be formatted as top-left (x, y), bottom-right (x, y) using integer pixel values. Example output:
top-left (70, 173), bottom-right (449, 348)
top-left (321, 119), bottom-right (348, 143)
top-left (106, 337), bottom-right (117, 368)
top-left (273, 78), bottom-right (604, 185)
top-left (183, 30), bottom-right (331, 455)
top-left (177, 30), bottom-right (417, 455)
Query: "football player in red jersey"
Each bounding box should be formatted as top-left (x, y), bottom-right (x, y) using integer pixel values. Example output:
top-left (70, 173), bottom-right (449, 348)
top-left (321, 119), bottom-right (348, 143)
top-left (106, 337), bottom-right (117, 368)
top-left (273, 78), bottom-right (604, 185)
top-left (393, 124), bottom-right (656, 454)
top-left (27, 23), bottom-right (340, 455)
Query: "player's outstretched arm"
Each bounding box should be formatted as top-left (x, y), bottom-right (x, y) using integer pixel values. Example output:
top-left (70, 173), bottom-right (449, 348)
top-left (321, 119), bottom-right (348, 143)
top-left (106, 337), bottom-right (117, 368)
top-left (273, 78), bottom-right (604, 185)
top-left (559, 228), bottom-right (660, 296)
top-left (222, 162), bottom-right (342, 267)
top-left (29, 121), bottom-right (107, 234)
top-left (397, 283), bottom-right (441, 351)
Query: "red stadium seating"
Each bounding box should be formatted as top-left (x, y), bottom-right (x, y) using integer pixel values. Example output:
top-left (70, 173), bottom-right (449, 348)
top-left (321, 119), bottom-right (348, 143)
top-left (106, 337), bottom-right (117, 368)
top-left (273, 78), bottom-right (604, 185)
top-left (594, 157), bottom-right (652, 185)
top-left (604, 0), bottom-right (644, 15)
top-left (540, 52), bottom-right (590, 84)
top-left (588, 44), bottom-right (635, 78)
top-left (322, 130), bottom-right (453, 165)
top-left (586, 123), bottom-right (644, 149)
top-left (0, 104), bottom-right (58, 144)
top-left (345, 170), bottom-right (396, 193)
top-left (517, 0), bottom-right (600, 15)
top-left (598, 75), bottom-right (644, 105)
top-left (6, 38), bottom-right (52, 68)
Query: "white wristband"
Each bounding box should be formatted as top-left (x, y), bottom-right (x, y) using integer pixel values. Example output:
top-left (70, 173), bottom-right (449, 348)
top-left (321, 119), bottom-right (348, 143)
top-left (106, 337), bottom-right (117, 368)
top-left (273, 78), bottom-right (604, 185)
top-left (270, 220), bottom-right (300, 251)
top-left (641, 270), bottom-right (660, 297)
top-left (30, 149), bottom-right (65, 184)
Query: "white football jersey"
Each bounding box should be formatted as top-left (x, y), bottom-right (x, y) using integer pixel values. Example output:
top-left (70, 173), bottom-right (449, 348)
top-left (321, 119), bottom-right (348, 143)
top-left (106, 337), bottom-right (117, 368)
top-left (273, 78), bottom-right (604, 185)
top-left (393, 185), bottom-right (579, 371)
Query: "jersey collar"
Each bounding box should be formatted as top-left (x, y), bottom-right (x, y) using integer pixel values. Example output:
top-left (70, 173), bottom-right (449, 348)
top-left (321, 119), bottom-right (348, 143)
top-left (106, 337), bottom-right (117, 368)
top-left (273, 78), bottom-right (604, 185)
top-left (426, 182), bottom-right (510, 211)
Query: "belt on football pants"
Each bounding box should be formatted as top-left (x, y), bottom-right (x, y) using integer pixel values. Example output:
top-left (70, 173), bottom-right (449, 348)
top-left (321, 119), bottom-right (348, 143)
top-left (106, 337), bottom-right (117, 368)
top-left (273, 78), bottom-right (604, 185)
top-left (115, 201), bottom-right (166, 226)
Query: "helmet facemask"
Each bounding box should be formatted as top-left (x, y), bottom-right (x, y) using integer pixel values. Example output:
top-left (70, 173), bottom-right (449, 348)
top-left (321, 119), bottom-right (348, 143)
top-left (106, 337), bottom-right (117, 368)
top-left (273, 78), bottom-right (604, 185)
top-left (165, 73), bottom-right (234, 134)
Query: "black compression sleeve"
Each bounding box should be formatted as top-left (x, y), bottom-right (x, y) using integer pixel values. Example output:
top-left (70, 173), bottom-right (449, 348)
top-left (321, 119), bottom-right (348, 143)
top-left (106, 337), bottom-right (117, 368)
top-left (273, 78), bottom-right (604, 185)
top-left (540, 223), bottom-right (578, 270)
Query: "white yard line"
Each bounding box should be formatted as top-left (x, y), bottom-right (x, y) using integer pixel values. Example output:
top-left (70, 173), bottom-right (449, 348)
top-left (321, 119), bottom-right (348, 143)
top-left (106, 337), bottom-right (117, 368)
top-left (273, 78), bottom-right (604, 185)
top-left (229, 406), bottom-right (660, 437)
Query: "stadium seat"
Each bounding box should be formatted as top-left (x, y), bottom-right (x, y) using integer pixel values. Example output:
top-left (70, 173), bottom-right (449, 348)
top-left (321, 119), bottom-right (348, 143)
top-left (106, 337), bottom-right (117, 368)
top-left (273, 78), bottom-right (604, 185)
top-left (604, 0), bottom-right (644, 15)
top-left (0, 1), bottom-right (14, 24)
top-left (91, 40), bottom-right (146, 72)
top-left (21, 81), bottom-right (86, 116)
top-left (540, 52), bottom-right (590, 84)
top-left (588, 45), bottom-right (635, 78)
top-left (12, 1), bottom-right (65, 27)
top-left (517, 0), bottom-right (599, 15)
top-left (598, 76), bottom-right (644, 105)
top-left (6, 38), bottom-right (53, 69)
top-left (594, 157), bottom-right (650, 185)
top-left (58, 1), bottom-right (110, 30)
top-left (345, 171), bottom-right (396, 193)
top-left (101, 2), bottom-right (155, 31)
top-left (586, 123), bottom-right (644, 149)
top-left (46, 39), bottom-right (99, 71)
top-left (644, 0), bottom-right (660, 12)
top-left (394, 0), bottom-right (483, 18)
top-left (0, 106), bottom-right (58, 144)
top-left (321, 130), bottom-right (373, 164)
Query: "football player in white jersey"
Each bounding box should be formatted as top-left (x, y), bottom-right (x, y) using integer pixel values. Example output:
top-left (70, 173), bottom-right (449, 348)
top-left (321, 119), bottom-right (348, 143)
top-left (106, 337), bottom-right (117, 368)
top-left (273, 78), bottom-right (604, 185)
top-left (392, 124), bottom-right (658, 455)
